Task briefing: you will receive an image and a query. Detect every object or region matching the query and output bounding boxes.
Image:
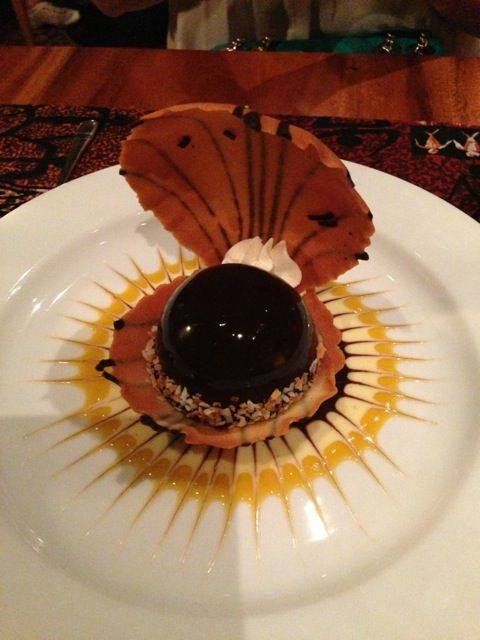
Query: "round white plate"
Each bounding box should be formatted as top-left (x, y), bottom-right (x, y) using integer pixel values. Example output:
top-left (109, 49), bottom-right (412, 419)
top-left (1, 164), bottom-right (479, 639)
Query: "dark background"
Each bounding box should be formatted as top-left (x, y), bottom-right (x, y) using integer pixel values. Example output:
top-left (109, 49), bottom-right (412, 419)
top-left (0, 0), bottom-right (168, 47)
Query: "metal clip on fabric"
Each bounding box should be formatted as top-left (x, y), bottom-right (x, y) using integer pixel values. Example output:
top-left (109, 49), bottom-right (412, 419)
top-left (255, 37), bottom-right (279, 51)
top-left (377, 33), bottom-right (399, 54)
top-left (410, 32), bottom-right (434, 55)
top-left (225, 38), bottom-right (247, 51)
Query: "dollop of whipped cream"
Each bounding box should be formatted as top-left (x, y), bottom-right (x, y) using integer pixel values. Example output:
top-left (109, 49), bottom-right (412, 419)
top-left (222, 237), bottom-right (302, 288)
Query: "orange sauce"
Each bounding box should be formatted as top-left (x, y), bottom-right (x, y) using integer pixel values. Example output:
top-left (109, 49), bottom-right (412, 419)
top-left (44, 263), bottom-right (427, 537)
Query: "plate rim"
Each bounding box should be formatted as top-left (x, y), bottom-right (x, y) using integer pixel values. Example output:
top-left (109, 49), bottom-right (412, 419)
top-left (1, 163), bottom-right (480, 639)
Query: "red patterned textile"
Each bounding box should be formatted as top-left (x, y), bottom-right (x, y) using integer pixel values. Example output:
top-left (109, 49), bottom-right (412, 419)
top-left (1, 104), bottom-right (478, 222)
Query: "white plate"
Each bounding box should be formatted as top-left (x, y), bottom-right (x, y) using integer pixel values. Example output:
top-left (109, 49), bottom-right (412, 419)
top-left (1, 164), bottom-right (479, 639)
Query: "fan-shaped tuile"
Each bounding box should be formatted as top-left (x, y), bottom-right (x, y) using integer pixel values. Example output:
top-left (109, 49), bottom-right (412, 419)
top-left (120, 103), bottom-right (374, 290)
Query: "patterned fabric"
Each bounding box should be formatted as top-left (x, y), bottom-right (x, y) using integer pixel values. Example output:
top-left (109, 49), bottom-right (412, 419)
top-left (0, 105), bottom-right (140, 215)
top-left (0, 104), bottom-right (479, 222)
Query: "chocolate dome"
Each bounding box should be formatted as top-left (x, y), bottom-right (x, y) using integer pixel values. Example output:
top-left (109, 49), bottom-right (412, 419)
top-left (158, 264), bottom-right (317, 404)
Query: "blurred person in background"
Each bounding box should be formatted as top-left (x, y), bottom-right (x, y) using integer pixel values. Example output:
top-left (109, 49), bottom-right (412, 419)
top-left (28, 0), bottom-right (80, 29)
top-left (88, 0), bottom-right (480, 54)
top-left (66, 0), bottom-right (168, 47)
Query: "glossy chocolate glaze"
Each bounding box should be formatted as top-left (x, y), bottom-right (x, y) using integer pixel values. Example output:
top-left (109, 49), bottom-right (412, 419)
top-left (158, 264), bottom-right (317, 404)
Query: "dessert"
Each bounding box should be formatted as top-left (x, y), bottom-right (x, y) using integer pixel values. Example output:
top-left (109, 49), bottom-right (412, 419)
top-left (99, 103), bottom-right (374, 448)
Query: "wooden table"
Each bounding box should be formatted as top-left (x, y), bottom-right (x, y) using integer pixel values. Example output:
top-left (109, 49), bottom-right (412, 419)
top-left (1, 45), bottom-right (479, 124)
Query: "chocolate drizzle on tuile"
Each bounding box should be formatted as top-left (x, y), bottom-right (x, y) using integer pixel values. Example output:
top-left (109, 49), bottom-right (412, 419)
top-left (242, 111), bottom-right (262, 132)
top-left (102, 370), bottom-right (119, 385)
top-left (95, 358), bottom-right (115, 371)
top-left (276, 120), bottom-right (292, 140)
top-left (178, 135), bottom-right (191, 149)
top-left (139, 414), bottom-right (162, 430)
top-left (232, 105), bottom-right (246, 118)
top-left (355, 251), bottom-right (370, 261)
top-left (308, 212), bottom-right (338, 228)
top-left (223, 129), bottom-right (236, 140)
